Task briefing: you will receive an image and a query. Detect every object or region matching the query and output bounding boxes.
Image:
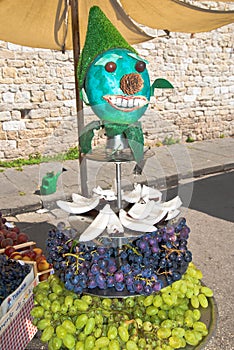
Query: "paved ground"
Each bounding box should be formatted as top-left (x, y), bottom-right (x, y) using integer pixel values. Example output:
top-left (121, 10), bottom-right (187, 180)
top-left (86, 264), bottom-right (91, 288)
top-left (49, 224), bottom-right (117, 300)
top-left (1, 137), bottom-right (234, 217)
top-left (1, 137), bottom-right (233, 350)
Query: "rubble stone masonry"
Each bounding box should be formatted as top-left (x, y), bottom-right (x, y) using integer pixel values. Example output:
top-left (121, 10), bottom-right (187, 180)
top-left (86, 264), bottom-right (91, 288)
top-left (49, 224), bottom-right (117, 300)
top-left (0, 2), bottom-right (233, 160)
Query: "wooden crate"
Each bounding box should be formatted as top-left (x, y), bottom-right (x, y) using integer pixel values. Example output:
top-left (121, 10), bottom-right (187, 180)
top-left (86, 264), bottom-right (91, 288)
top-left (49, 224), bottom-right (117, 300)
top-left (0, 241), bottom-right (37, 254)
top-left (20, 259), bottom-right (53, 280)
top-left (0, 241), bottom-right (53, 280)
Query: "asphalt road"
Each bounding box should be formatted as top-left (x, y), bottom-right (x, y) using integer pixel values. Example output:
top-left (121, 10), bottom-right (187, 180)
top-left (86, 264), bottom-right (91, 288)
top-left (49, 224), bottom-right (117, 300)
top-left (167, 171), bottom-right (234, 350)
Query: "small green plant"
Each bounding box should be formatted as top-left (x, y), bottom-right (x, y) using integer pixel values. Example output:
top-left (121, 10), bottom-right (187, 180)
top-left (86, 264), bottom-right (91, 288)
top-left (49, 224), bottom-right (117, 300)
top-left (144, 140), bottom-right (163, 148)
top-left (220, 134), bottom-right (225, 139)
top-left (162, 136), bottom-right (180, 146)
top-left (63, 146), bottom-right (79, 160)
top-left (28, 152), bottom-right (42, 162)
top-left (0, 146), bottom-right (79, 169)
top-left (186, 136), bottom-right (195, 143)
top-left (19, 191), bottom-right (26, 196)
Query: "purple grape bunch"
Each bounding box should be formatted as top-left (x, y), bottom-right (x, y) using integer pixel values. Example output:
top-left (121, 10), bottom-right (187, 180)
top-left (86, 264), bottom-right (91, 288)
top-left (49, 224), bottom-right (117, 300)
top-left (0, 255), bottom-right (32, 304)
top-left (46, 217), bottom-right (192, 295)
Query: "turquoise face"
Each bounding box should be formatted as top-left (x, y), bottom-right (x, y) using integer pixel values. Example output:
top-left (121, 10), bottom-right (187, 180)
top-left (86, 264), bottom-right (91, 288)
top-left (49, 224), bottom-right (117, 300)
top-left (83, 48), bottom-right (151, 124)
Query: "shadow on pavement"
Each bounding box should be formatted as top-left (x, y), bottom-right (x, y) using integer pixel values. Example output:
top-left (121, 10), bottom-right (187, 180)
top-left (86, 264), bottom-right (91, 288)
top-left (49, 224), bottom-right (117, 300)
top-left (14, 170), bottom-right (234, 255)
top-left (166, 171), bottom-right (234, 223)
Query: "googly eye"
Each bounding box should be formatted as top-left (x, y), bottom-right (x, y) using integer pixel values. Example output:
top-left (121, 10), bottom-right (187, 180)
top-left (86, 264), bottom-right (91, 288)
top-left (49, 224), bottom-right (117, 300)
top-left (105, 62), bottom-right (117, 73)
top-left (135, 61), bottom-right (146, 73)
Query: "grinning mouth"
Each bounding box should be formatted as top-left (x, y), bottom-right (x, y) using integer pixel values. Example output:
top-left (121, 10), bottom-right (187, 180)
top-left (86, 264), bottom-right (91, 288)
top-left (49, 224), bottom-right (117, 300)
top-left (103, 95), bottom-right (149, 112)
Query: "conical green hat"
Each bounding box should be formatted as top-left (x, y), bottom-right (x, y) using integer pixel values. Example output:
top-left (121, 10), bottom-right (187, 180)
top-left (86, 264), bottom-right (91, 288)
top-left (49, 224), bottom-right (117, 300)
top-left (77, 6), bottom-right (136, 88)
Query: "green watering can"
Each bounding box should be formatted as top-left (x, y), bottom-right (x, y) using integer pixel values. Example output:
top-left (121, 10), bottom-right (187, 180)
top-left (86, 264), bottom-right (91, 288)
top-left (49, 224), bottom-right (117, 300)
top-left (40, 168), bottom-right (66, 195)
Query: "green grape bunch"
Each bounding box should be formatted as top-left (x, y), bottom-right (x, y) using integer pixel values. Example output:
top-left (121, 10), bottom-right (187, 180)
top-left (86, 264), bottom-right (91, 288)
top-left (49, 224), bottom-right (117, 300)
top-left (31, 263), bottom-right (213, 350)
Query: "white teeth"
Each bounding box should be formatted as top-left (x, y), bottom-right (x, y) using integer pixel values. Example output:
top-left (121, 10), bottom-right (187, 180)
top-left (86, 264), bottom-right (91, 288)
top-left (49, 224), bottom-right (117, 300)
top-left (128, 99), bottom-right (134, 108)
top-left (122, 99), bottom-right (128, 107)
top-left (107, 96), bottom-right (147, 109)
top-left (134, 100), bottom-right (139, 107)
top-left (135, 99), bottom-right (142, 107)
top-left (116, 97), bottom-right (122, 106)
top-left (138, 99), bottom-right (145, 107)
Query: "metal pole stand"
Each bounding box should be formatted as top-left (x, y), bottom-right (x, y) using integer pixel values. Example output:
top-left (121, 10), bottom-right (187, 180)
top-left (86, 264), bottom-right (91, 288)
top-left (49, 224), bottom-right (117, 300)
top-left (115, 162), bottom-right (122, 210)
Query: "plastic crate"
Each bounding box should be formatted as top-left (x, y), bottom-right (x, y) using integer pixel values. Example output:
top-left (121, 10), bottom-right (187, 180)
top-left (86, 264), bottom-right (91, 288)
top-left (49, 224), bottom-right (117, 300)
top-left (0, 264), bottom-right (35, 318)
top-left (0, 278), bottom-right (38, 349)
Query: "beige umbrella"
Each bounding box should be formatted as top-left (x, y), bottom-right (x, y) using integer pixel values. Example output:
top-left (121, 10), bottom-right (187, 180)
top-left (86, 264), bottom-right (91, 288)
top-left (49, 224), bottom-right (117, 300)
top-left (0, 0), bottom-right (233, 49)
top-left (0, 0), bottom-right (233, 194)
top-left (121, 0), bottom-right (234, 34)
top-left (0, 0), bottom-right (152, 51)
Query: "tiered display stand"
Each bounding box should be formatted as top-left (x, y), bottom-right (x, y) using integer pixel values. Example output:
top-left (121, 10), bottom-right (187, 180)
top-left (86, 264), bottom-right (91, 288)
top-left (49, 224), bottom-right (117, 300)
top-left (52, 137), bottom-right (217, 349)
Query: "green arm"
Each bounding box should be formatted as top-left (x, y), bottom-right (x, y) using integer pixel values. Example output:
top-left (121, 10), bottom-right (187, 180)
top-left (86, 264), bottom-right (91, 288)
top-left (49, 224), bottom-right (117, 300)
top-left (150, 78), bottom-right (174, 96)
top-left (124, 122), bottom-right (144, 163)
top-left (104, 122), bottom-right (144, 163)
top-left (79, 121), bottom-right (101, 154)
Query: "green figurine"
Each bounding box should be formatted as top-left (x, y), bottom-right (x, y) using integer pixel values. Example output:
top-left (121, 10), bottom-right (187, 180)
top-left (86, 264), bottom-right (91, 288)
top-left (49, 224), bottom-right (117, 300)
top-left (77, 6), bottom-right (173, 163)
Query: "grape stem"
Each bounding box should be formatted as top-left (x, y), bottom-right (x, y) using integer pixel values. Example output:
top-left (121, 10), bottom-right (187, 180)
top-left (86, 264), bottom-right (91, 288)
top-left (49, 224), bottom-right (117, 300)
top-left (123, 244), bottom-right (142, 256)
top-left (124, 319), bottom-right (135, 325)
top-left (157, 268), bottom-right (170, 276)
top-left (134, 274), bottom-right (158, 286)
top-left (63, 253), bottom-right (85, 261)
top-left (63, 252), bottom-right (85, 272)
top-left (161, 244), bottom-right (182, 258)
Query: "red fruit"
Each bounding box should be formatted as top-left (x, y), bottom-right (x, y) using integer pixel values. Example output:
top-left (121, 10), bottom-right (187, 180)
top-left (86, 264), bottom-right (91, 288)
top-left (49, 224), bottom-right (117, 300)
top-left (4, 246), bottom-right (16, 257)
top-left (36, 255), bottom-right (47, 264)
top-left (32, 247), bottom-right (43, 257)
top-left (21, 250), bottom-right (37, 261)
top-left (21, 250), bottom-right (31, 257)
top-left (17, 233), bottom-right (29, 244)
top-left (11, 226), bottom-right (20, 234)
top-left (6, 231), bottom-right (18, 242)
top-left (39, 272), bottom-right (50, 281)
top-left (28, 250), bottom-right (37, 260)
top-left (0, 232), bottom-right (5, 244)
top-left (22, 255), bottom-right (31, 261)
top-left (1, 238), bottom-right (14, 248)
top-left (0, 229), bottom-right (8, 238)
top-left (37, 259), bottom-right (50, 272)
top-left (10, 251), bottom-right (23, 260)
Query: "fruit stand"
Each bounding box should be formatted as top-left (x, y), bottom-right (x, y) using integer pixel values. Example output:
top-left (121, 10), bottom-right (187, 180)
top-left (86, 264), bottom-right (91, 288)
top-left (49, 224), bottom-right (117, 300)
top-left (0, 5), bottom-right (222, 349)
top-left (0, 213), bottom-right (53, 349)
top-left (27, 7), bottom-right (217, 348)
top-left (26, 138), bottom-right (217, 349)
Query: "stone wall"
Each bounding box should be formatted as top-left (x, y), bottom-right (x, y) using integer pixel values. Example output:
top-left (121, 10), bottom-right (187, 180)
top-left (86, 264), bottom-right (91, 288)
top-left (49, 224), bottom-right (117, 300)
top-left (139, 24), bottom-right (234, 146)
top-left (0, 4), bottom-right (233, 160)
top-left (0, 44), bottom-right (79, 160)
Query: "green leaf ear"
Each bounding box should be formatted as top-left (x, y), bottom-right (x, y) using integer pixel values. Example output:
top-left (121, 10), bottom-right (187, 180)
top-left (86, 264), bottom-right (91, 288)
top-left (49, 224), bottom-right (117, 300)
top-left (150, 78), bottom-right (174, 96)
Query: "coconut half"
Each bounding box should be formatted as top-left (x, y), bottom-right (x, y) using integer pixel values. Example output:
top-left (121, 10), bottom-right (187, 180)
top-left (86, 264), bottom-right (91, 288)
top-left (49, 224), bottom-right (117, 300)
top-left (128, 200), bottom-right (155, 220)
top-left (119, 209), bottom-right (156, 232)
top-left (122, 183), bottom-right (142, 203)
top-left (57, 193), bottom-right (99, 214)
top-left (92, 186), bottom-right (117, 201)
top-left (79, 204), bottom-right (112, 242)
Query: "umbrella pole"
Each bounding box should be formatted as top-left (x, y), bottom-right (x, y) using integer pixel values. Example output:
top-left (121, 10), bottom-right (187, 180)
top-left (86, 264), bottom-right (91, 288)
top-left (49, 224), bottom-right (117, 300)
top-left (70, 0), bottom-right (88, 197)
